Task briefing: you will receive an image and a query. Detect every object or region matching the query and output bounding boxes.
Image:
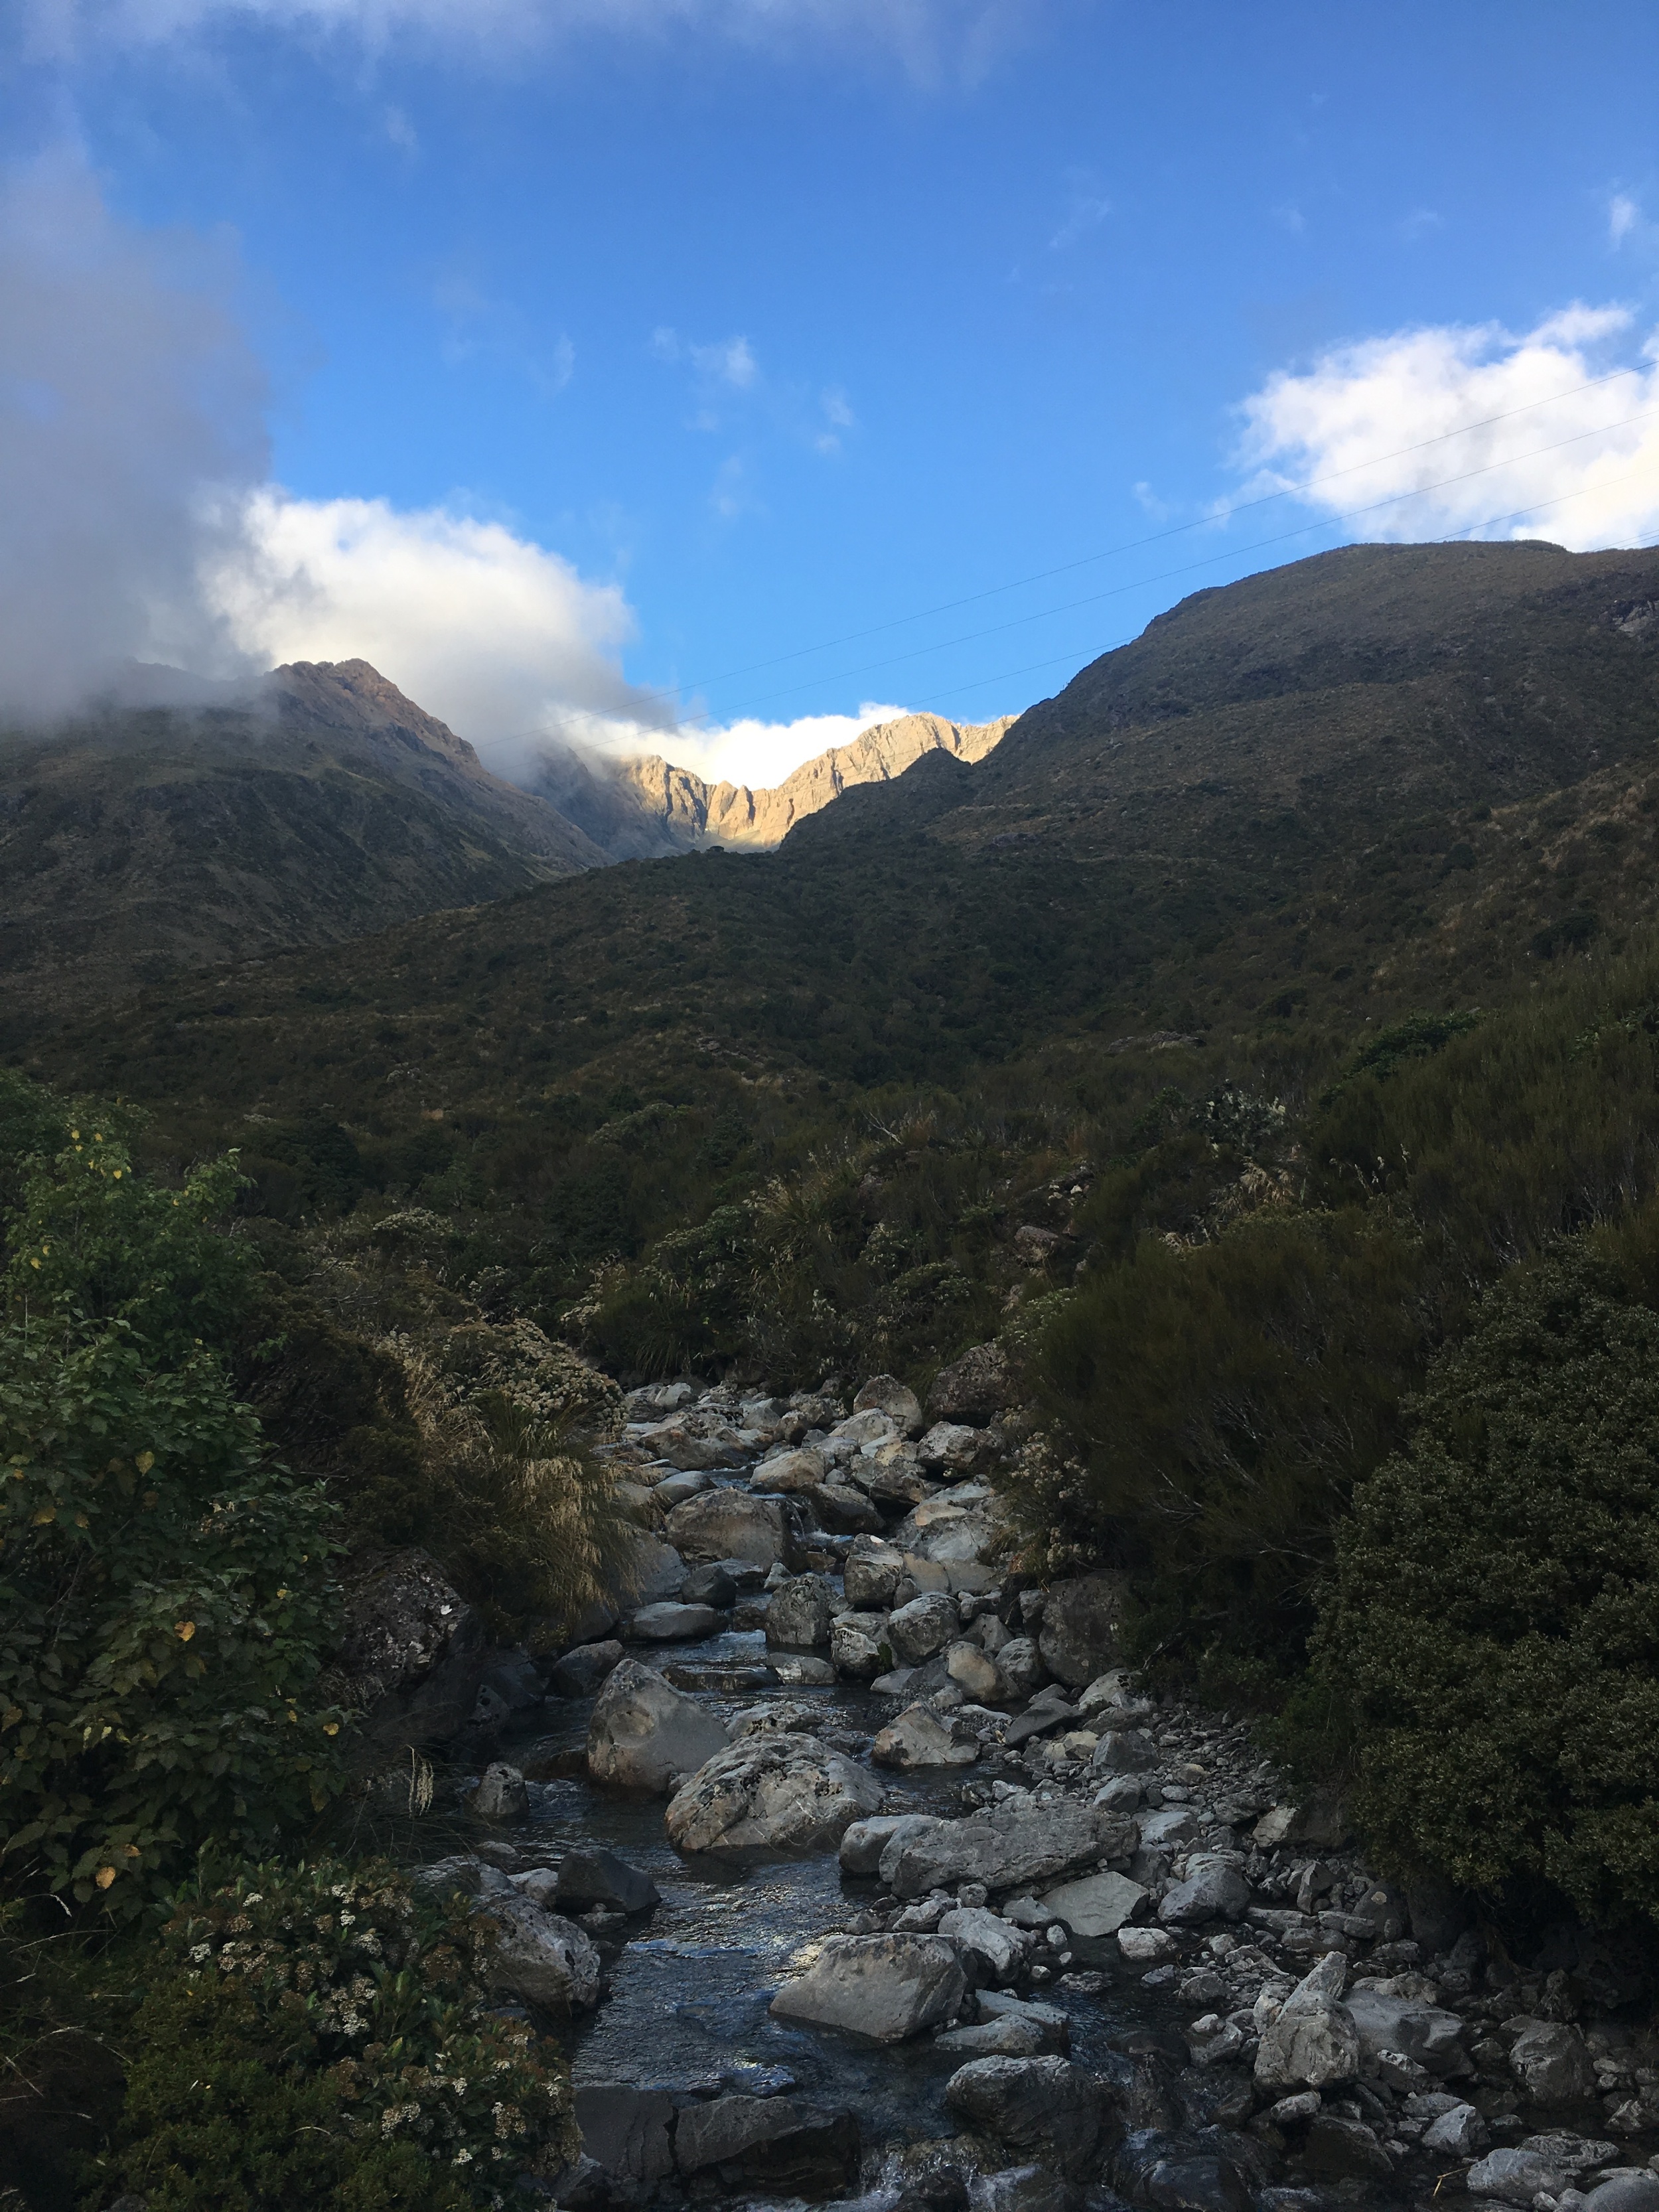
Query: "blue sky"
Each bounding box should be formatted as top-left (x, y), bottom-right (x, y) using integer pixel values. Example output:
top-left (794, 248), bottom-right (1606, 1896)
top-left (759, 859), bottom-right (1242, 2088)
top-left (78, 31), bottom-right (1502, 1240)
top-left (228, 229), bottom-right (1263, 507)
top-left (7, 1), bottom-right (1659, 782)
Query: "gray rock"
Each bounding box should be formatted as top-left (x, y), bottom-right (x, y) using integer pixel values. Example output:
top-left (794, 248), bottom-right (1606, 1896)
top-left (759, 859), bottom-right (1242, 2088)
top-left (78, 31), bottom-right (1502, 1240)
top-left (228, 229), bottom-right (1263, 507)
top-left (997, 1637), bottom-right (1047, 1698)
top-left (831, 1612), bottom-right (892, 1680)
top-left (853, 1375), bottom-right (926, 1437)
top-left (680, 1562), bottom-right (739, 1609)
top-left (942, 2056), bottom-right (1108, 2178)
top-left (1254, 1951), bottom-right (1360, 2091)
top-left (628, 1601), bottom-right (720, 1642)
top-left (888, 1592), bottom-right (962, 1664)
top-left (871, 1667), bottom-right (917, 1696)
top-left (1159, 1857), bottom-right (1252, 1925)
top-left (672, 2095), bottom-right (860, 2195)
top-left (555, 1848), bottom-right (660, 1916)
top-left (483, 1894), bottom-right (602, 2011)
top-left (1004, 1702), bottom-right (1076, 1749)
top-left (549, 1639), bottom-right (624, 1698)
top-left (917, 1421), bottom-right (993, 1473)
top-left (845, 1534), bottom-right (906, 1610)
top-left (1116, 1926), bottom-right (1177, 1965)
top-left (626, 1534), bottom-right (689, 1603)
top-left (886, 1800), bottom-right (1129, 1899)
top-left (1421, 2103), bottom-right (1489, 2157)
top-left (939, 2017), bottom-right (1051, 2059)
top-left (770, 1653), bottom-right (838, 1685)
top-left (938, 1905), bottom-right (1031, 1984)
top-left (946, 1641), bottom-right (1006, 1702)
top-left (666, 1731), bottom-right (885, 1854)
top-left (766, 1574), bottom-right (837, 1649)
top-left (1302, 2112), bottom-right (1392, 2181)
top-left (587, 1658), bottom-right (731, 1793)
top-left (665, 1488), bottom-right (800, 1569)
top-left (1038, 1574), bottom-right (1129, 1688)
top-left (1091, 1728), bottom-right (1159, 1774)
top-left (1585, 2178), bottom-right (1659, 2212)
top-left (1510, 2020), bottom-right (1597, 2104)
top-left (574, 2083), bottom-right (676, 2192)
top-left (469, 1761), bottom-right (529, 1820)
top-left (928, 1342), bottom-right (1013, 1426)
top-left (1345, 1984), bottom-right (1469, 2079)
top-left (839, 1812), bottom-right (944, 1877)
top-left (478, 1650), bottom-right (545, 1713)
top-left (770, 1933), bottom-right (966, 2041)
top-left (969, 2168), bottom-right (1084, 2212)
top-left (816, 1482), bottom-right (886, 1535)
top-left (753, 1446), bottom-right (828, 1493)
top-left (1469, 2148), bottom-right (1571, 2201)
top-left (873, 1702), bottom-right (979, 1770)
top-left (1039, 1870), bottom-right (1146, 1937)
top-left (1137, 1806), bottom-right (1199, 1850)
top-left (652, 1470), bottom-right (711, 1509)
top-left (329, 1547), bottom-right (486, 1752)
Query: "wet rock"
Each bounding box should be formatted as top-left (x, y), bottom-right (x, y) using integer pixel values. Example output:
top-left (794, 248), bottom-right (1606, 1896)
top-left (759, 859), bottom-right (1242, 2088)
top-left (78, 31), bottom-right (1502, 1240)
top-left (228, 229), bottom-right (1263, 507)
top-left (329, 1548), bottom-right (487, 1752)
top-left (831, 1612), bottom-right (893, 1680)
top-left (1254, 1952), bottom-right (1360, 2091)
top-left (854, 1376), bottom-right (927, 1437)
top-left (653, 1470), bottom-right (711, 1509)
top-left (1134, 2152), bottom-right (1252, 2212)
top-left (928, 1343), bottom-right (1013, 1426)
top-left (1041, 1871), bottom-right (1146, 1938)
top-left (755, 1446), bottom-right (830, 1493)
top-left (1469, 2147), bottom-right (1573, 2201)
top-left (1301, 2113), bottom-right (1392, 2181)
top-left (969, 2168), bottom-right (1084, 2212)
top-left (1585, 2177), bottom-right (1659, 2212)
top-left (939, 2016), bottom-right (1052, 2059)
top-left (1039, 1574), bottom-right (1129, 1689)
top-left (628, 1600), bottom-right (720, 1642)
top-left (863, 1449), bottom-right (940, 1508)
top-left (887, 1801), bottom-right (1129, 1899)
top-left (470, 1761), bottom-right (529, 1820)
top-left (889, 1593), bottom-right (962, 1664)
top-left (770, 1654), bottom-right (839, 1685)
top-left (833, 1407), bottom-right (902, 1449)
top-left (1116, 1927), bottom-right (1177, 1966)
top-left (841, 1812), bottom-right (946, 1876)
top-left (1509, 2019), bottom-right (1597, 2104)
top-left (818, 1483), bottom-right (887, 1534)
top-left (1421, 2103), bottom-right (1488, 2157)
top-left (483, 1894), bottom-right (602, 2011)
top-left (939, 1905), bottom-right (1031, 1984)
top-left (845, 1536), bottom-right (908, 1609)
top-left (673, 2094), bottom-right (861, 2195)
top-left (665, 1489), bottom-right (800, 1570)
top-left (766, 1574), bottom-right (837, 1649)
top-left (587, 1658), bottom-right (731, 1793)
top-left (573, 2083), bottom-right (677, 2193)
top-left (942, 2057), bottom-right (1108, 2178)
top-left (666, 1732), bottom-right (885, 1853)
top-left (873, 1703), bottom-right (979, 1771)
top-left (770, 1933), bottom-right (967, 2041)
top-left (678, 1562), bottom-right (738, 1608)
top-left (555, 1848), bottom-right (660, 1916)
top-left (1159, 1859), bottom-right (1251, 1925)
top-left (549, 1639), bottom-right (624, 1698)
top-left (1344, 1983), bottom-right (1468, 2078)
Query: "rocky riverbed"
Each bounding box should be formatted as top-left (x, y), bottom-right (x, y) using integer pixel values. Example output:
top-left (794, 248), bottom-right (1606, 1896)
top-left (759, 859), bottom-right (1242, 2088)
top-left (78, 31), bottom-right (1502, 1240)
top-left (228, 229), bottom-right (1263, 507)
top-left (350, 1360), bottom-right (1659, 2212)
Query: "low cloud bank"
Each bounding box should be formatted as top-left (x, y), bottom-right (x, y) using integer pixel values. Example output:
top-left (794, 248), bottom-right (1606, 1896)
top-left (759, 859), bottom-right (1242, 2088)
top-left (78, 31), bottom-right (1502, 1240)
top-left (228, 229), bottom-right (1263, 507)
top-left (1234, 305), bottom-right (1659, 550)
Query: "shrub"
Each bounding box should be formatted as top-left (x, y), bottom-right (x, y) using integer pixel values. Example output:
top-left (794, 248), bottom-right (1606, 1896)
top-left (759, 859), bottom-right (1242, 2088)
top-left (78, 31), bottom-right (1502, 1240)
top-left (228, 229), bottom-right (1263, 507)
top-left (1312, 1243), bottom-right (1659, 1924)
top-left (88, 1858), bottom-right (576, 2211)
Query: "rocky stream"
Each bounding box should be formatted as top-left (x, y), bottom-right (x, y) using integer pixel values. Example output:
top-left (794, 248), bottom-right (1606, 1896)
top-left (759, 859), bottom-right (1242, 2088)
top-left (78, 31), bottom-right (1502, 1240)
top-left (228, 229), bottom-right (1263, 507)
top-left (341, 1359), bottom-right (1659, 2212)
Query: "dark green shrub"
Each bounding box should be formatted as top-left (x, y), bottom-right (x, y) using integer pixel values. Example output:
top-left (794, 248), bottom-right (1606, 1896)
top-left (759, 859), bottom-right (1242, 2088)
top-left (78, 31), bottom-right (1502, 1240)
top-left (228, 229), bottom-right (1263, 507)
top-left (88, 1858), bottom-right (576, 2210)
top-left (1312, 1244), bottom-right (1659, 1923)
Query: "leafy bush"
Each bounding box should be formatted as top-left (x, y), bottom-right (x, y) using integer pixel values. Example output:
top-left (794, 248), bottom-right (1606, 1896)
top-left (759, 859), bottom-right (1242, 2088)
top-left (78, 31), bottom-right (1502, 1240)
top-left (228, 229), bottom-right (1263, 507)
top-left (88, 1858), bottom-right (576, 2211)
top-left (1311, 1242), bottom-right (1659, 1924)
top-left (1, 1136), bottom-right (341, 1916)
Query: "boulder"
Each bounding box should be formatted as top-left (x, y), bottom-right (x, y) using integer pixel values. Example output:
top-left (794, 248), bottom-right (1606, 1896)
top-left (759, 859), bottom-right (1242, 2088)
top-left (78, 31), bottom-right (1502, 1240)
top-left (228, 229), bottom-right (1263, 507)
top-left (816, 1483), bottom-right (886, 1535)
top-left (831, 1612), bottom-right (892, 1680)
top-left (1253, 1951), bottom-right (1360, 2092)
top-left (672, 2095), bottom-right (859, 2195)
top-left (328, 1548), bottom-right (487, 1752)
top-left (997, 1637), bottom-right (1047, 1699)
top-left (832, 1408), bottom-right (901, 1449)
top-left (845, 1536), bottom-right (907, 1609)
top-left (770, 1933), bottom-right (966, 2041)
top-left (1509, 2020), bottom-right (1597, 2104)
top-left (765, 1573), bottom-right (837, 1649)
top-left (928, 1343), bottom-right (1013, 1426)
top-left (666, 1732), bottom-right (884, 1854)
top-left (1421, 2104), bottom-right (1488, 2158)
top-left (624, 1534), bottom-right (689, 1603)
top-left (918, 1422), bottom-right (992, 1473)
top-left (886, 1801), bottom-right (1129, 1899)
top-left (752, 1447), bottom-right (828, 1494)
top-left (587, 1659), bottom-right (731, 1793)
top-left (679, 1561), bottom-right (739, 1608)
top-left (1344, 1983), bottom-right (1469, 2079)
top-left (665, 1489), bottom-right (799, 1570)
top-left (873, 1703), bottom-right (979, 1771)
top-left (1137, 1806), bottom-right (1199, 1851)
top-left (942, 2017), bottom-right (1054, 2059)
top-left (854, 1375), bottom-right (926, 1436)
top-left (942, 2056), bottom-right (1108, 2178)
top-left (1039, 1574), bottom-right (1129, 1688)
top-left (1159, 1858), bottom-right (1252, 1925)
top-left (1040, 1871), bottom-right (1146, 1938)
top-left (483, 1894), bottom-right (601, 2011)
top-left (1116, 1927), bottom-right (1177, 1966)
top-left (888, 1592), bottom-right (962, 1664)
top-left (1302, 2112), bottom-right (1392, 2182)
top-left (770, 1653), bottom-right (837, 1685)
top-left (1469, 2148), bottom-right (1573, 2201)
top-left (1585, 2179), bottom-right (1659, 2212)
top-left (469, 1761), bottom-right (529, 1820)
top-left (863, 1450), bottom-right (938, 1508)
top-left (554, 1848), bottom-right (660, 1916)
top-left (548, 1639), bottom-right (623, 1698)
top-left (1090, 1729), bottom-right (1158, 1775)
top-left (938, 1905), bottom-right (1031, 1984)
top-left (652, 1470), bottom-right (711, 1509)
top-left (628, 1601), bottom-right (720, 1643)
top-left (574, 2083), bottom-right (676, 2193)
top-left (946, 1642), bottom-right (1006, 1702)
top-left (839, 1813), bottom-right (945, 1877)
top-left (968, 2168), bottom-right (1083, 2212)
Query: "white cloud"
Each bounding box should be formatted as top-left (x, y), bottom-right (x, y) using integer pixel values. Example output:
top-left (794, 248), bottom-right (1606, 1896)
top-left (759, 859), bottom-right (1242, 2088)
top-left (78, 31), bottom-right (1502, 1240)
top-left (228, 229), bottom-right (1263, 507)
top-left (1232, 304), bottom-right (1659, 550)
top-left (1611, 194), bottom-right (1640, 245)
top-left (25, 0), bottom-right (1031, 83)
top-left (652, 327), bottom-right (759, 390)
top-left (618, 699), bottom-right (913, 787)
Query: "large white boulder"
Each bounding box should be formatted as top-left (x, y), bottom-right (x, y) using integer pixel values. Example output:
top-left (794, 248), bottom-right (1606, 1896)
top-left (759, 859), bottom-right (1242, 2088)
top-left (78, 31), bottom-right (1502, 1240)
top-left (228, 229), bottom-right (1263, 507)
top-left (872, 1702), bottom-right (979, 1770)
top-left (666, 1732), bottom-right (884, 1854)
top-left (770, 1933), bottom-right (965, 2041)
top-left (1254, 1951), bottom-right (1361, 2092)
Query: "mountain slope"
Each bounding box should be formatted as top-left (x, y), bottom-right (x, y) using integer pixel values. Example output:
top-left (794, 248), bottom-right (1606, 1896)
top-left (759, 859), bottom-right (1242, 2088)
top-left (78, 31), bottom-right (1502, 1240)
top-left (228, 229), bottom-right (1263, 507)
top-left (527, 709), bottom-right (1015, 858)
top-left (0, 658), bottom-right (605, 1007)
